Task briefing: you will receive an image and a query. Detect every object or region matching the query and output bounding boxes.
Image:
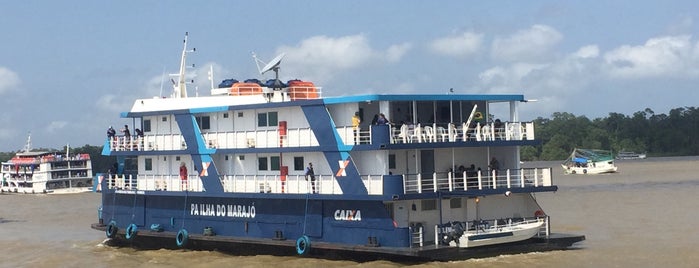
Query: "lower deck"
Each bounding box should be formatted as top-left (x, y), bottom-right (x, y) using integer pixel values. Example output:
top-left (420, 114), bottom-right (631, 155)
top-left (91, 222), bottom-right (584, 261)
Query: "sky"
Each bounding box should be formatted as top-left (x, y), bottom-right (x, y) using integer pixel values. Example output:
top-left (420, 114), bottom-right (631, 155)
top-left (1, 0), bottom-right (698, 151)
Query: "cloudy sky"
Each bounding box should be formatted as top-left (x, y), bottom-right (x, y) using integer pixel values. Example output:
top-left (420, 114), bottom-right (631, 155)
top-left (1, 1), bottom-right (698, 151)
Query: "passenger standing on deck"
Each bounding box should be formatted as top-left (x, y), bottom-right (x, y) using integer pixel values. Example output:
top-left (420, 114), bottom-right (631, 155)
top-left (352, 112), bottom-right (361, 144)
top-left (305, 162), bottom-right (316, 193)
top-left (121, 125), bottom-right (131, 149)
top-left (107, 126), bottom-right (116, 139)
top-left (107, 126), bottom-right (116, 149)
top-left (489, 157), bottom-right (500, 177)
top-left (121, 125), bottom-right (130, 138)
top-left (180, 162), bottom-right (188, 191)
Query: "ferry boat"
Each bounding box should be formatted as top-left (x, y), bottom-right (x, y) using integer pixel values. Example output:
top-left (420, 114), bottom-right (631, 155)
top-left (91, 33), bottom-right (584, 261)
top-left (1, 134), bottom-right (93, 194)
top-left (562, 148), bottom-right (618, 175)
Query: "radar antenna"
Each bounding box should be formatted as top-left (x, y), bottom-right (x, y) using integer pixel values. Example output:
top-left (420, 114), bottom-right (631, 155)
top-left (170, 32), bottom-right (196, 98)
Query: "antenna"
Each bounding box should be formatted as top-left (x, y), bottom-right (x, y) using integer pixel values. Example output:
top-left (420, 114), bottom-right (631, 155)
top-left (208, 65), bottom-right (214, 90)
top-left (252, 52), bottom-right (285, 80)
top-left (23, 132), bottom-right (32, 153)
top-left (159, 66), bottom-right (166, 97)
top-left (171, 32), bottom-right (196, 98)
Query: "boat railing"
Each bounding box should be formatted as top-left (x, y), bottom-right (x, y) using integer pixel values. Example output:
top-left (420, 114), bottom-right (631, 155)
top-left (101, 168), bottom-right (551, 195)
top-left (107, 121), bottom-right (536, 152)
top-left (388, 121), bottom-right (535, 144)
top-left (410, 225), bottom-right (424, 248)
top-left (403, 167), bottom-right (552, 194)
top-left (103, 173), bottom-right (370, 194)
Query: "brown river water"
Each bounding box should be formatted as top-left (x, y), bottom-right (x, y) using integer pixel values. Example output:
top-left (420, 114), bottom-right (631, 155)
top-left (1, 156), bottom-right (698, 268)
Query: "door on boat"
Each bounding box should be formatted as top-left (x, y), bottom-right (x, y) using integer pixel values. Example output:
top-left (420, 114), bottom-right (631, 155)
top-left (420, 150), bottom-right (434, 189)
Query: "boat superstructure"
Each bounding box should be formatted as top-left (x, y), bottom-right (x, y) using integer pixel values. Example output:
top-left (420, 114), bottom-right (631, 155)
top-left (1, 134), bottom-right (93, 194)
top-left (92, 33), bottom-right (584, 261)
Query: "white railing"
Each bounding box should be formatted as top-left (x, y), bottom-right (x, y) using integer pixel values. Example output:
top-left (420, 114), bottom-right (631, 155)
top-left (403, 167), bottom-right (552, 194)
top-left (411, 225), bottom-right (424, 248)
top-left (390, 121), bottom-right (535, 144)
top-left (102, 173), bottom-right (386, 195)
top-left (108, 121), bottom-right (535, 151)
top-left (101, 167), bottom-right (551, 195)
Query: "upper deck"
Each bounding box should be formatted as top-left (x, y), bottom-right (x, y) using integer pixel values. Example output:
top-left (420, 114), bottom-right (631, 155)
top-left (108, 93), bottom-right (536, 153)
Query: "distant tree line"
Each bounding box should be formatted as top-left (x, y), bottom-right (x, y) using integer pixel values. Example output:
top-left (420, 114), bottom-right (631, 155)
top-left (521, 107), bottom-right (699, 161)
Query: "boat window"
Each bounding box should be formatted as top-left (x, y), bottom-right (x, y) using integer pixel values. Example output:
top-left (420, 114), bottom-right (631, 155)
top-left (270, 156), bottom-right (280, 171)
top-left (421, 199), bottom-right (437, 211)
top-left (144, 158), bottom-right (153, 171)
top-left (196, 116), bottom-right (211, 130)
top-left (449, 198), bottom-right (461, 208)
top-left (389, 154), bottom-right (396, 169)
top-left (258, 157), bottom-right (268, 170)
top-left (143, 119), bottom-right (151, 132)
top-left (257, 112), bottom-right (279, 127)
top-left (293, 157), bottom-right (304, 171)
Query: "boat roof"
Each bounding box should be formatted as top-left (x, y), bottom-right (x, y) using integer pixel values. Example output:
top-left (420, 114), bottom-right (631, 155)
top-left (323, 94), bottom-right (525, 103)
top-left (123, 93), bottom-right (526, 118)
top-left (14, 151), bottom-right (53, 157)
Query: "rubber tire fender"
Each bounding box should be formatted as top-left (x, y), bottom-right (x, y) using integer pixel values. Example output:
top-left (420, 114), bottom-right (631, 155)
top-left (296, 235), bottom-right (311, 256)
top-left (106, 221), bottom-right (118, 238)
top-left (125, 223), bottom-right (138, 240)
top-left (176, 229), bottom-right (189, 247)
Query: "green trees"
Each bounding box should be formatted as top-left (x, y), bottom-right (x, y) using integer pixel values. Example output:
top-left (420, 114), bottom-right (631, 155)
top-left (524, 106), bottom-right (699, 161)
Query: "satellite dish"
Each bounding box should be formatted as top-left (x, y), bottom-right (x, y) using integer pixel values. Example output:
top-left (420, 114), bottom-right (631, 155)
top-left (260, 53), bottom-right (285, 74)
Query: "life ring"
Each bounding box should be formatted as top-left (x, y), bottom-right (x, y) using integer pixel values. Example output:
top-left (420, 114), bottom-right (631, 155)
top-left (571, 170), bottom-right (576, 174)
top-left (106, 221), bottom-right (118, 238)
top-left (296, 235), bottom-right (311, 256)
top-left (534, 210), bottom-right (545, 218)
top-left (125, 223), bottom-right (138, 240)
top-left (176, 229), bottom-right (189, 247)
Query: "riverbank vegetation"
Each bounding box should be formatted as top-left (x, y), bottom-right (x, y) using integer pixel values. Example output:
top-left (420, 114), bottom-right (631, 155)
top-left (523, 107), bottom-right (699, 161)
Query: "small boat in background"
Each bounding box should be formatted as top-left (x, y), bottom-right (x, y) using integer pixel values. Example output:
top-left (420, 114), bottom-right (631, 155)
top-left (562, 148), bottom-right (618, 175)
top-left (616, 151), bottom-right (647, 160)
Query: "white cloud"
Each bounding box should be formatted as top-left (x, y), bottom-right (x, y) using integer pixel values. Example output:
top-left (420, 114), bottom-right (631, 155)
top-left (429, 32), bottom-right (483, 58)
top-left (491, 24), bottom-right (563, 62)
top-left (386, 43), bottom-right (412, 62)
top-left (45, 121), bottom-right (68, 133)
top-left (603, 35), bottom-right (698, 78)
top-left (0, 67), bottom-right (21, 94)
top-left (478, 63), bottom-right (548, 93)
top-left (276, 34), bottom-right (407, 84)
top-left (571, 45), bottom-right (599, 59)
top-left (478, 44), bottom-right (602, 116)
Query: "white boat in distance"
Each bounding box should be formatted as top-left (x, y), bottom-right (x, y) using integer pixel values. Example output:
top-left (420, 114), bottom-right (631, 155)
top-left (0, 134), bottom-right (93, 194)
top-left (616, 151), bottom-right (647, 160)
top-left (562, 148), bottom-right (618, 175)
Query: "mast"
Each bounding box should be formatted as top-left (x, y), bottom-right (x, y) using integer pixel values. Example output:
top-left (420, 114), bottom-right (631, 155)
top-left (23, 132), bottom-right (32, 153)
top-left (172, 32), bottom-right (195, 98)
